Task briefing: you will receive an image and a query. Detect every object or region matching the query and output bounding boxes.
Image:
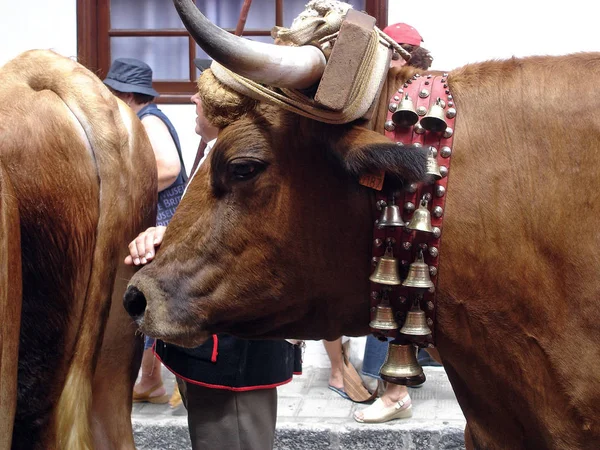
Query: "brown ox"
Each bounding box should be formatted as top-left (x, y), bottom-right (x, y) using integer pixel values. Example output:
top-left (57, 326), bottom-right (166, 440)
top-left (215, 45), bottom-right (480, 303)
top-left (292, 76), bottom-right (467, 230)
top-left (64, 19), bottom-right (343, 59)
top-left (0, 50), bottom-right (156, 450)
top-left (125, 2), bottom-right (600, 449)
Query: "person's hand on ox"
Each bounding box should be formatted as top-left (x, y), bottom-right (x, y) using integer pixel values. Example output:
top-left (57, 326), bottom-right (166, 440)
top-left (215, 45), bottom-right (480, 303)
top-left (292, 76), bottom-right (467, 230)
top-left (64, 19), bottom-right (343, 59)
top-left (124, 225), bottom-right (167, 266)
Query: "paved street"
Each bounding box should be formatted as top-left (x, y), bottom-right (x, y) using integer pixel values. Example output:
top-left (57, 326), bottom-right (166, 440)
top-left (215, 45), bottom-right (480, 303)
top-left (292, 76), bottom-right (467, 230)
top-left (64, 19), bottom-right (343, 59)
top-left (132, 340), bottom-right (466, 450)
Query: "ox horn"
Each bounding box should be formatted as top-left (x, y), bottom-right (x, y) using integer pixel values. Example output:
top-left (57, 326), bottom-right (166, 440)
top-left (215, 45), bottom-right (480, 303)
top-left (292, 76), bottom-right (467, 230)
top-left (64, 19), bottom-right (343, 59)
top-left (173, 0), bottom-right (327, 89)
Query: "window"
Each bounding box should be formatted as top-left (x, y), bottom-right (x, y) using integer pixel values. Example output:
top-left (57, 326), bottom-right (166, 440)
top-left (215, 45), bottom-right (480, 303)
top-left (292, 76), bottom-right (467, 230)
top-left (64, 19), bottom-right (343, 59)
top-left (77, 0), bottom-right (388, 103)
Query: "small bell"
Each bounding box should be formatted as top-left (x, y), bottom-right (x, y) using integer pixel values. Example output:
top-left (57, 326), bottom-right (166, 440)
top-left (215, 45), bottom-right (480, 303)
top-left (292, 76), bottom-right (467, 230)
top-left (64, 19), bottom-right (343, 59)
top-left (399, 300), bottom-right (432, 338)
top-left (420, 98), bottom-right (448, 133)
top-left (370, 246), bottom-right (401, 286)
top-left (369, 293), bottom-right (399, 330)
top-left (425, 146), bottom-right (442, 181)
top-left (378, 197), bottom-right (404, 228)
top-left (379, 340), bottom-right (426, 386)
top-left (391, 94), bottom-right (419, 128)
top-left (402, 250), bottom-right (434, 288)
top-left (406, 196), bottom-right (433, 233)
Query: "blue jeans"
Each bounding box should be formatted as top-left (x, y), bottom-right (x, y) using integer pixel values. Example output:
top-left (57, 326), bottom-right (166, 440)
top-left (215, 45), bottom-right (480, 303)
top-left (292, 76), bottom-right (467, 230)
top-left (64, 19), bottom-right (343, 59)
top-left (144, 336), bottom-right (155, 350)
top-left (361, 334), bottom-right (390, 380)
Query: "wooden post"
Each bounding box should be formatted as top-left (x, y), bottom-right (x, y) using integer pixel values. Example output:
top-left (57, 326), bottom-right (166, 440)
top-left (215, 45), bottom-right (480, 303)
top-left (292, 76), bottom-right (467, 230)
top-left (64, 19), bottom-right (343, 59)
top-left (235, 0), bottom-right (253, 36)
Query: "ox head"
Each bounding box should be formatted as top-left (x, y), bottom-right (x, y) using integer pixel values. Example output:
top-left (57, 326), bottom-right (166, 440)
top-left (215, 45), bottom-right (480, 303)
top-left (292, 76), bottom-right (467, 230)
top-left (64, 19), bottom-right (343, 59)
top-left (124, 0), bottom-right (429, 347)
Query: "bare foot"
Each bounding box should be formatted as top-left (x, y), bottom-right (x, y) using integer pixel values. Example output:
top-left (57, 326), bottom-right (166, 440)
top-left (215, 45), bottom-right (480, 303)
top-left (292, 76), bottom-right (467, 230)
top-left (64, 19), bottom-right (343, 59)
top-left (328, 367), bottom-right (344, 391)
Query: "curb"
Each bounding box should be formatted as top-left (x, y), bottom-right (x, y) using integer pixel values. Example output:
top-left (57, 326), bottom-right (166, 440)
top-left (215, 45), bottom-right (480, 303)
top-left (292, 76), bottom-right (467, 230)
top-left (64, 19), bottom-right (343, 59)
top-left (133, 418), bottom-right (465, 450)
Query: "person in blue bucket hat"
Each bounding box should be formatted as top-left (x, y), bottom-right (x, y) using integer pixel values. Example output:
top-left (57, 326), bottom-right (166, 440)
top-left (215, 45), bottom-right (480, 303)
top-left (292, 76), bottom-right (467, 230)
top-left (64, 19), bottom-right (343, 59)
top-left (104, 58), bottom-right (188, 406)
top-left (103, 58), bottom-right (161, 98)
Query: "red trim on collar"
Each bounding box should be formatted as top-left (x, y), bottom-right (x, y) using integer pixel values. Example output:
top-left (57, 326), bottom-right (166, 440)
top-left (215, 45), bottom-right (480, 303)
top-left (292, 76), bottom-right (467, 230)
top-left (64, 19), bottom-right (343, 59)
top-left (211, 334), bottom-right (218, 363)
top-left (152, 348), bottom-right (294, 392)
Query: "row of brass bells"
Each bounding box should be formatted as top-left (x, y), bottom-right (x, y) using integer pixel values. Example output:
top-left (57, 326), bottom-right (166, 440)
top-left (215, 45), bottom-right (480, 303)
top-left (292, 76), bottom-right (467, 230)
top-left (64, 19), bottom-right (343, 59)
top-left (402, 250), bottom-right (434, 288)
top-left (391, 95), bottom-right (449, 133)
top-left (421, 97), bottom-right (448, 132)
top-left (380, 341), bottom-right (426, 386)
top-left (378, 198), bottom-right (404, 228)
top-left (407, 196), bottom-right (433, 233)
top-left (370, 246), bottom-right (401, 285)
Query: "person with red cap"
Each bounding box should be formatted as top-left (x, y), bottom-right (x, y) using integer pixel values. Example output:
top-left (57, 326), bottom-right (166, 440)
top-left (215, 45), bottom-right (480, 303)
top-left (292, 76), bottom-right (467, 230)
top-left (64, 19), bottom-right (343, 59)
top-left (383, 22), bottom-right (433, 70)
top-left (352, 22), bottom-right (434, 423)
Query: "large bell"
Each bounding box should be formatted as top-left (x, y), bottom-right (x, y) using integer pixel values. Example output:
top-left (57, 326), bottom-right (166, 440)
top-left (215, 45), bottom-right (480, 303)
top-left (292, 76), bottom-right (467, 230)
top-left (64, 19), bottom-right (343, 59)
top-left (380, 341), bottom-right (426, 386)
top-left (378, 199), bottom-right (404, 228)
top-left (425, 146), bottom-right (442, 181)
top-left (370, 246), bottom-right (401, 286)
top-left (369, 304), bottom-right (399, 330)
top-left (391, 94), bottom-right (419, 128)
top-left (420, 98), bottom-right (448, 133)
top-left (406, 196), bottom-right (433, 233)
top-left (399, 303), bottom-right (432, 338)
top-left (402, 250), bottom-right (434, 288)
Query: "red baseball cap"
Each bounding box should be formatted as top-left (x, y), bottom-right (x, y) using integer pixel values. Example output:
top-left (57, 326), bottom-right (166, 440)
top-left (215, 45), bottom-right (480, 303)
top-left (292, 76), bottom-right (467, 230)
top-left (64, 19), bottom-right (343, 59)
top-left (382, 23), bottom-right (423, 47)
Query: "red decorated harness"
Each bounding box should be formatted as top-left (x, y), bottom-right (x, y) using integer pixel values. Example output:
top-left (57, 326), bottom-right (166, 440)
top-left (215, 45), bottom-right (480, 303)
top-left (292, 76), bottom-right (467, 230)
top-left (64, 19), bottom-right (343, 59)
top-left (362, 72), bottom-right (457, 348)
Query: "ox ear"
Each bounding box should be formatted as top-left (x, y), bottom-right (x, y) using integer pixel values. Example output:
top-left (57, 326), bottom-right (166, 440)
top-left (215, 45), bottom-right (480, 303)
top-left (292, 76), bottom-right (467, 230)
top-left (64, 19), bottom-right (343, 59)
top-left (335, 125), bottom-right (429, 184)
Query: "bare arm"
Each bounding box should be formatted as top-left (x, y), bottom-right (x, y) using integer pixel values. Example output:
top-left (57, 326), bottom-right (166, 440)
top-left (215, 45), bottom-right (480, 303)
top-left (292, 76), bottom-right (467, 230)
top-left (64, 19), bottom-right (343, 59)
top-left (141, 115), bottom-right (181, 192)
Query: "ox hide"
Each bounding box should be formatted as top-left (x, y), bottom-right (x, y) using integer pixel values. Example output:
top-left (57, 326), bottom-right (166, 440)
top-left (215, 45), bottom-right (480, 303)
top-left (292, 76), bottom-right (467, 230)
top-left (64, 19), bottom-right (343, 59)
top-left (126, 51), bottom-right (600, 450)
top-left (0, 50), bottom-right (157, 450)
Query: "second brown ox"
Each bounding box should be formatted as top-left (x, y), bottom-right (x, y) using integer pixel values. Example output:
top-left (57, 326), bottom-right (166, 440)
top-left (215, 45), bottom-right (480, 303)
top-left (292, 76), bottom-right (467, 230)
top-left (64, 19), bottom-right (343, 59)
top-left (0, 50), bottom-right (156, 450)
top-left (125, 1), bottom-right (600, 449)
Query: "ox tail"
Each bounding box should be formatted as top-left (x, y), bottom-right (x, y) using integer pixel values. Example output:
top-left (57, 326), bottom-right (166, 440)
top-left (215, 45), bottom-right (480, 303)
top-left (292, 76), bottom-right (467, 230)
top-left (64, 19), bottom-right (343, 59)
top-left (34, 51), bottom-right (140, 450)
top-left (0, 161), bottom-right (22, 450)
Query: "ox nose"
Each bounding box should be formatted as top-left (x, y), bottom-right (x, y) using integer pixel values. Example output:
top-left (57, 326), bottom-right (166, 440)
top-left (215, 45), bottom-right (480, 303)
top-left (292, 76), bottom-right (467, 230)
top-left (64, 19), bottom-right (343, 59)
top-left (123, 285), bottom-right (147, 320)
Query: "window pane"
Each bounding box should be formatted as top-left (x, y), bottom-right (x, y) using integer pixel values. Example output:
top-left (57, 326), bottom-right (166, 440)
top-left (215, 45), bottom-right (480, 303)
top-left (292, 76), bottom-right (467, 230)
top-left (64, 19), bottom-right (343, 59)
top-left (195, 0), bottom-right (253, 29)
top-left (110, 0), bottom-right (256, 30)
top-left (110, 0), bottom-right (368, 31)
top-left (283, 0), bottom-right (366, 27)
top-left (111, 0), bottom-right (185, 29)
top-left (111, 37), bottom-right (189, 80)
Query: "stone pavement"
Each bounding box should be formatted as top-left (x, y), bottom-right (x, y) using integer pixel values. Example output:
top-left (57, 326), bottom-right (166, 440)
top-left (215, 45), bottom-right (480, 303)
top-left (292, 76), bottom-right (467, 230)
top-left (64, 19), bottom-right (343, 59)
top-left (132, 341), bottom-right (466, 450)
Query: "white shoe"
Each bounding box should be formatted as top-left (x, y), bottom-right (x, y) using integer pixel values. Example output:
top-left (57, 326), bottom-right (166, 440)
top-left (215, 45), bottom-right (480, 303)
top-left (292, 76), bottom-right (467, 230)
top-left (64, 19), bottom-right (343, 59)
top-left (353, 395), bottom-right (412, 423)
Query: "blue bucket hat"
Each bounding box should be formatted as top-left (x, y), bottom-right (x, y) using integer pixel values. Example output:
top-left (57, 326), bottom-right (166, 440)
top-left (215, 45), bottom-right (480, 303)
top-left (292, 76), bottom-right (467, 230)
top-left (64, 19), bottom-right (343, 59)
top-left (103, 58), bottom-right (159, 97)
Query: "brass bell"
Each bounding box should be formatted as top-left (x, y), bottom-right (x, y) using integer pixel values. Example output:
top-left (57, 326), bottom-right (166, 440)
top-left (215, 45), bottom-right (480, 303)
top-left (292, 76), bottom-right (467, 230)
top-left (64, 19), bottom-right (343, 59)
top-left (406, 196), bottom-right (433, 233)
top-left (380, 341), bottom-right (426, 386)
top-left (391, 94), bottom-right (419, 128)
top-left (378, 198), bottom-right (404, 228)
top-left (420, 98), bottom-right (448, 133)
top-left (425, 146), bottom-right (442, 181)
top-left (402, 250), bottom-right (434, 288)
top-left (370, 246), bottom-right (401, 286)
top-left (369, 304), bottom-right (399, 330)
top-left (399, 302), bottom-right (432, 338)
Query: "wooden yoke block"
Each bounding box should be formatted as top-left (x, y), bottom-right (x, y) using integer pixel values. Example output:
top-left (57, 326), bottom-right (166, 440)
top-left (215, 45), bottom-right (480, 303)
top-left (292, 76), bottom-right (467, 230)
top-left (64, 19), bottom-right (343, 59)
top-left (314, 9), bottom-right (376, 111)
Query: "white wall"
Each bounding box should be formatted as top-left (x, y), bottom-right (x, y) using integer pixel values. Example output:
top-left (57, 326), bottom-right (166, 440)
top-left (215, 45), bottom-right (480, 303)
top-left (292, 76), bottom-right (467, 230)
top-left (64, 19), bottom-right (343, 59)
top-left (0, 0), bottom-right (77, 67)
top-left (388, 0), bottom-right (600, 71)
top-left (161, 104), bottom-right (201, 175)
top-left (0, 0), bottom-right (200, 173)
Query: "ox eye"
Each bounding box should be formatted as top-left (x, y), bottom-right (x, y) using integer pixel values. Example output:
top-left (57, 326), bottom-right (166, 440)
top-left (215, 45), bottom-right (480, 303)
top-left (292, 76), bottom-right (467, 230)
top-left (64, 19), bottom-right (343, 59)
top-left (228, 159), bottom-right (265, 181)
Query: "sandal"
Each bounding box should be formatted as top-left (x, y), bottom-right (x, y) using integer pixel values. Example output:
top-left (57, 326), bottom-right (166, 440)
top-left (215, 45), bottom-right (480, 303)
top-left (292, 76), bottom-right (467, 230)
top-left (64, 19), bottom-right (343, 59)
top-left (133, 382), bottom-right (169, 404)
top-left (328, 385), bottom-right (351, 400)
top-left (353, 395), bottom-right (412, 423)
top-left (169, 384), bottom-right (183, 409)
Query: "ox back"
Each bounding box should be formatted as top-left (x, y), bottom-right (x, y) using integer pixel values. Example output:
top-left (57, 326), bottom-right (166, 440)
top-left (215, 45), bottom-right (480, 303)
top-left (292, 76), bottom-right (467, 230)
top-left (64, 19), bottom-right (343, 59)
top-left (378, 54), bottom-right (600, 449)
top-left (0, 50), bottom-right (157, 450)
